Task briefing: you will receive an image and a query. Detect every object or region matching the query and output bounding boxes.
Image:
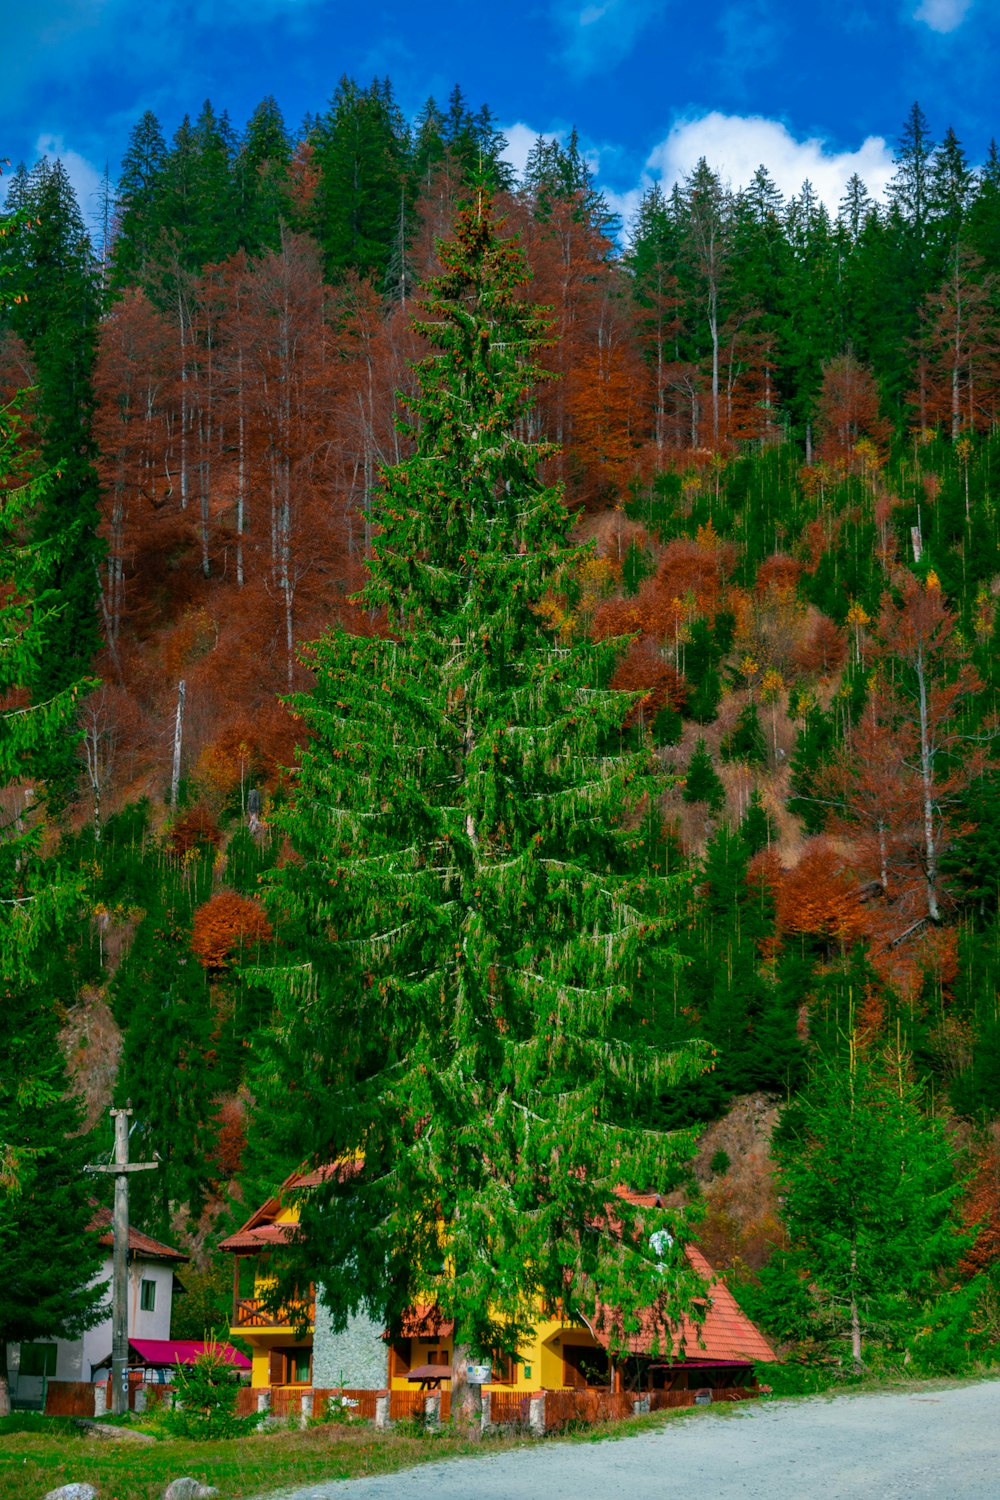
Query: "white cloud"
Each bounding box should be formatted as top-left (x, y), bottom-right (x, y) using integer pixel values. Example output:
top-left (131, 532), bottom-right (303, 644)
top-left (501, 123), bottom-right (562, 179)
top-left (645, 112), bottom-right (894, 215)
top-left (34, 133), bottom-right (105, 226)
top-left (550, 0), bottom-right (664, 77)
top-left (913, 0), bottom-right (973, 33)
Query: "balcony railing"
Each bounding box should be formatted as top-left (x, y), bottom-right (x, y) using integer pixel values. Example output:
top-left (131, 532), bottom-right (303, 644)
top-left (233, 1296), bottom-right (315, 1330)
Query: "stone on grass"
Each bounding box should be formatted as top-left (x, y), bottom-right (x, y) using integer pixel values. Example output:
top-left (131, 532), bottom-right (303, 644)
top-left (162, 1480), bottom-right (219, 1500)
top-left (43, 1485), bottom-right (98, 1500)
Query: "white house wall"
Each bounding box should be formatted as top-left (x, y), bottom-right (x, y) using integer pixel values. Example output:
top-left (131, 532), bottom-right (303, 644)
top-left (10, 1253), bottom-right (177, 1398)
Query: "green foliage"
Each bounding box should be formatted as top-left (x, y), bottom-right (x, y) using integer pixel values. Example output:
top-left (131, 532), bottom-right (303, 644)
top-left (259, 197), bottom-right (709, 1360)
top-left (682, 739), bottom-right (725, 813)
top-left (720, 703), bottom-right (768, 766)
top-left (773, 1052), bottom-right (967, 1365)
top-left (168, 1344), bottom-right (244, 1439)
top-left (739, 789), bottom-right (775, 855)
top-left (708, 1148), bottom-right (730, 1175)
top-left (1, 159), bottom-right (102, 742)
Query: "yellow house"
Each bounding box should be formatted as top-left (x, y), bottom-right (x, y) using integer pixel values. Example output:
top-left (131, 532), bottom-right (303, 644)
top-left (219, 1169), bottom-right (775, 1398)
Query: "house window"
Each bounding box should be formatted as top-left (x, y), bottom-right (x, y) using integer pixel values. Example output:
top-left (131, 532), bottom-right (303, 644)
top-left (140, 1279), bottom-right (156, 1312)
top-left (20, 1344), bottom-right (57, 1378)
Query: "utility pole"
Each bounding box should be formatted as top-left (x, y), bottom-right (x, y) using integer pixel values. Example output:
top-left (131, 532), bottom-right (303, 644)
top-left (85, 1106), bottom-right (157, 1415)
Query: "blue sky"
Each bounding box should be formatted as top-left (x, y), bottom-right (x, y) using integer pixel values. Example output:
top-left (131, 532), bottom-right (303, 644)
top-left (3, 0), bottom-right (999, 234)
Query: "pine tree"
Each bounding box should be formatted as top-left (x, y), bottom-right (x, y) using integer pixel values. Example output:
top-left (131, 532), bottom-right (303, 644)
top-left (740, 788), bottom-right (775, 854)
top-left (721, 702), bottom-right (768, 766)
top-left (311, 76), bottom-right (411, 283)
top-left (261, 197), bottom-right (709, 1389)
top-left (0, 251), bottom-right (106, 1413)
top-left (1, 157), bottom-right (102, 781)
top-left (235, 97), bottom-right (292, 254)
top-left (682, 738), bottom-right (726, 813)
top-left (775, 1050), bottom-right (965, 1369)
top-left (110, 110), bottom-right (168, 290)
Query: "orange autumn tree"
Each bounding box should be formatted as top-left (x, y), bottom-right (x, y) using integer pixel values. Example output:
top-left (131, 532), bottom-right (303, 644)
top-left (191, 890), bottom-right (273, 970)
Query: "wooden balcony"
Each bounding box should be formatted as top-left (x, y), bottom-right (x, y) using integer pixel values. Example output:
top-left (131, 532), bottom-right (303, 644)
top-left (233, 1296), bottom-right (315, 1330)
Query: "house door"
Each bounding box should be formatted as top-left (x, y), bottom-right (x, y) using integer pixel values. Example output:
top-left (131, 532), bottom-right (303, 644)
top-left (561, 1344), bottom-right (609, 1390)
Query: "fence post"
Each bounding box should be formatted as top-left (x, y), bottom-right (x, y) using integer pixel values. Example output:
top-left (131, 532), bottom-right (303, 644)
top-left (256, 1389), bottom-right (271, 1415)
top-left (529, 1392), bottom-right (546, 1437)
top-left (425, 1391), bottom-right (441, 1430)
top-left (300, 1391), bottom-right (314, 1427)
top-left (632, 1394), bottom-right (650, 1416)
top-left (375, 1392), bottom-right (391, 1430)
top-left (134, 1385), bottom-right (147, 1414)
top-left (93, 1383), bottom-right (108, 1418)
top-left (480, 1389), bottom-right (492, 1433)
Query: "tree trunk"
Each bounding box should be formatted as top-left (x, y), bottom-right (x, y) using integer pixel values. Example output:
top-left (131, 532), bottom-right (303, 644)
top-left (450, 1344), bottom-right (483, 1430)
top-left (171, 679), bottom-right (186, 810)
top-left (850, 1238), bottom-right (863, 1373)
top-left (0, 1339), bottom-right (10, 1419)
top-left (915, 643), bottom-right (941, 922)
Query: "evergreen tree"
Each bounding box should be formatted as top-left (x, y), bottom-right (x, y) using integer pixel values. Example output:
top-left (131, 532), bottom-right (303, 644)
top-left (1, 158), bottom-right (102, 774)
top-left (235, 96), bottom-right (292, 254)
top-left (721, 702), bottom-right (768, 766)
top-left (0, 258), bottom-right (106, 1412)
top-left (740, 788), bottom-right (775, 854)
top-left (775, 1051), bottom-right (965, 1368)
top-left (311, 76), bottom-right (410, 283)
top-left (682, 738), bottom-right (726, 813)
top-left (261, 197), bottom-right (709, 1382)
top-left (110, 110), bottom-right (168, 290)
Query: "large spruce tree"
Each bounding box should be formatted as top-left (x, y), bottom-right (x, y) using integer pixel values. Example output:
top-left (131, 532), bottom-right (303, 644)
top-left (1, 158), bottom-right (102, 777)
top-left (263, 196), bottom-right (709, 1379)
top-left (0, 376), bottom-right (105, 1414)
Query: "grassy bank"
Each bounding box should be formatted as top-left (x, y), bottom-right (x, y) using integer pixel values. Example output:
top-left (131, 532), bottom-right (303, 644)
top-left (0, 1414), bottom-right (512, 1500)
top-left (7, 1373), bottom-right (1000, 1500)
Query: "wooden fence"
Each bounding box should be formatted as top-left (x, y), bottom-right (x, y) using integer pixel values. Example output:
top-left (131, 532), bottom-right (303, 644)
top-left (44, 1382), bottom-right (97, 1417)
top-left (543, 1389), bottom-right (634, 1430)
top-left (236, 1387), bottom-right (382, 1421)
top-left (489, 1390), bottom-right (533, 1427)
top-left (650, 1386), bottom-right (760, 1412)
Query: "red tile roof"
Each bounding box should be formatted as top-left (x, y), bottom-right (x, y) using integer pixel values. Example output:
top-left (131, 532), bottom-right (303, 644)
top-left (399, 1305), bottom-right (455, 1339)
top-left (217, 1221), bottom-right (300, 1252)
top-left (89, 1206), bottom-right (187, 1262)
top-left (593, 1244), bottom-right (776, 1364)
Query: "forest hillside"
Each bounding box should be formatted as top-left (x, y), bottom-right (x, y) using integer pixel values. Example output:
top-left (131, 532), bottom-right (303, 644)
top-left (4, 88), bottom-right (1000, 1375)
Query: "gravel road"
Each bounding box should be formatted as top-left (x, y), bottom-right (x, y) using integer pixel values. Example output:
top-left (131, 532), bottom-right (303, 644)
top-left (265, 1380), bottom-right (1000, 1500)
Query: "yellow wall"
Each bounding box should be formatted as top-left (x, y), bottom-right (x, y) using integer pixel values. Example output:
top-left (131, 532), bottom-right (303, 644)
top-left (234, 1193), bottom-right (603, 1392)
top-left (387, 1315), bottom-right (600, 1394)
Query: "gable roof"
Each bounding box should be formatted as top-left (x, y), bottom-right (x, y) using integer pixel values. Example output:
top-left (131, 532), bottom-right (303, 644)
top-left (218, 1162), bottom-right (352, 1254)
top-left (592, 1243), bottom-right (777, 1364)
top-left (89, 1205), bottom-right (188, 1263)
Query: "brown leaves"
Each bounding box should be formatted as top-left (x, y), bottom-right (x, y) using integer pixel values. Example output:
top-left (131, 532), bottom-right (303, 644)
top-left (190, 890), bottom-right (273, 970)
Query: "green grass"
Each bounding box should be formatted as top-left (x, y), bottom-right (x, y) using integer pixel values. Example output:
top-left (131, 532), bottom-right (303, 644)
top-left (7, 1373), bottom-right (1000, 1500)
top-left (0, 1414), bottom-right (524, 1500)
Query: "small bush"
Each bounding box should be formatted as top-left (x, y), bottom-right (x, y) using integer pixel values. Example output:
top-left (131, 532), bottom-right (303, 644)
top-left (167, 1343), bottom-right (245, 1439)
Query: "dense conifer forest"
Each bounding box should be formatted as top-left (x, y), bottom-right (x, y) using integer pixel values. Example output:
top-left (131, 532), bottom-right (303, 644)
top-left (5, 84), bottom-right (1000, 1378)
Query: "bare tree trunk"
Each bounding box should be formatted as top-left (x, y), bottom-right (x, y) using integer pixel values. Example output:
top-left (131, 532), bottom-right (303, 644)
top-left (850, 1239), bottom-right (862, 1372)
top-left (236, 349), bottom-right (246, 588)
top-left (915, 643), bottom-right (941, 921)
top-left (171, 679), bottom-right (186, 810)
